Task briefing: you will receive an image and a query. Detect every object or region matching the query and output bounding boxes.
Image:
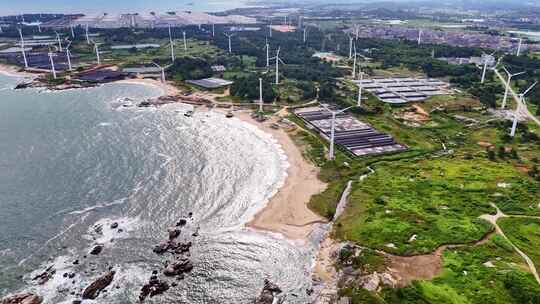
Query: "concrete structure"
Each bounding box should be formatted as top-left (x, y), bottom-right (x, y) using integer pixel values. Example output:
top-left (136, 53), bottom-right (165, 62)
top-left (187, 77), bottom-right (233, 89)
top-left (354, 77), bottom-right (451, 104)
top-left (295, 106), bottom-right (407, 157)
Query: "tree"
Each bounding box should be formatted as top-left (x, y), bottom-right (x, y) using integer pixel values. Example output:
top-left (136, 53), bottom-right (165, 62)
top-left (168, 57), bottom-right (212, 81)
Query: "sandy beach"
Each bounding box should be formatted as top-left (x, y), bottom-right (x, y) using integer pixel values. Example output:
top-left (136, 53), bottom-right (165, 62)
top-left (0, 64), bottom-right (37, 78)
top-left (238, 111), bottom-right (328, 240)
top-left (116, 78), bottom-right (180, 96)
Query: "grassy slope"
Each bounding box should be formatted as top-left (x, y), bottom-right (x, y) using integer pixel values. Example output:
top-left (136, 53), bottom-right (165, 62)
top-left (499, 217), bottom-right (540, 271)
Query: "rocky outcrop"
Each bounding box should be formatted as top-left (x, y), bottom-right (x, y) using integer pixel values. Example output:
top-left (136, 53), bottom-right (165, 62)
top-left (0, 293), bottom-right (42, 304)
top-left (255, 279), bottom-right (282, 304)
top-left (163, 258), bottom-right (193, 277)
top-left (139, 275), bottom-right (170, 302)
top-left (82, 271), bottom-right (115, 300)
top-left (31, 266), bottom-right (55, 285)
top-left (89, 244), bottom-right (104, 255)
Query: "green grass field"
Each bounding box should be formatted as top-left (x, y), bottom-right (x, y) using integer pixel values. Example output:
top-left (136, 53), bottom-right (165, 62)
top-left (499, 217), bottom-right (540, 271)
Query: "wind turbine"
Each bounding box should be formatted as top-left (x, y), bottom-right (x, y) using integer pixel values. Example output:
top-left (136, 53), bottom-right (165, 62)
top-left (183, 31), bottom-right (187, 52)
top-left (354, 25), bottom-right (359, 40)
top-left (0, 25), bottom-right (3, 34)
top-left (352, 44), bottom-right (357, 78)
top-left (265, 37), bottom-right (270, 67)
top-left (481, 51), bottom-right (495, 84)
top-left (37, 23), bottom-right (41, 33)
top-left (356, 67), bottom-right (366, 106)
top-left (501, 67), bottom-right (525, 109)
top-left (152, 62), bottom-right (167, 83)
top-left (224, 33), bottom-right (234, 53)
top-left (320, 104), bottom-right (356, 160)
top-left (48, 49), bottom-right (57, 79)
top-left (269, 20), bottom-right (273, 38)
top-left (168, 25), bottom-right (175, 61)
top-left (212, 23), bottom-right (215, 37)
top-left (303, 27), bottom-right (307, 43)
top-left (90, 40), bottom-right (101, 65)
top-left (348, 35), bottom-right (353, 59)
top-left (417, 29), bottom-right (422, 45)
top-left (270, 47), bottom-right (284, 84)
top-left (17, 28), bottom-right (28, 68)
top-left (85, 23), bottom-right (90, 44)
top-left (70, 22), bottom-right (75, 38)
top-left (65, 40), bottom-right (73, 71)
top-left (258, 77), bottom-right (264, 112)
top-left (516, 37), bottom-right (523, 56)
top-left (510, 82), bottom-right (538, 137)
top-left (55, 32), bottom-right (63, 52)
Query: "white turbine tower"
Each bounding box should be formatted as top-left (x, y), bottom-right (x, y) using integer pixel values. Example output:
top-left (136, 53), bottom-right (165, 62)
top-left (303, 27), bottom-right (307, 43)
top-left (517, 38), bottom-right (523, 56)
top-left (37, 23), bottom-right (41, 33)
top-left (48, 50), bottom-right (57, 79)
top-left (18, 28), bottom-right (29, 69)
top-left (91, 41), bottom-right (101, 65)
top-left (348, 35), bottom-right (353, 59)
top-left (270, 47), bottom-right (284, 85)
top-left (321, 104), bottom-right (355, 160)
top-left (224, 33), bottom-right (234, 53)
top-left (65, 40), bottom-right (73, 71)
top-left (501, 67), bottom-right (525, 109)
top-left (183, 31), bottom-right (187, 52)
top-left (152, 62), bottom-right (167, 83)
top-left (357, 70), bottom-right (365, 107)
top-left (481, 52), bottom-right (495, 84)
top-left (352, 44), bottom-right (357, 78)
top-left (212, 23), bottom-right (215, 37)
top-left (55, 32), bottom-right (63, 52)
top-left (168, 25), bottom-right (175, 61)
top-left (85, 23), bottom-right (90, 44)
top-left (269, 20), bottom-right (273, 38)
top-left (418, 29), bottom-right (422, 45)
top-left (265, 38), bottom-right (270, 67)
top-left (510, 82), bottom-right (538, 137)
top-left (70, 23), bottom-right (75, 38)
top-left (0, 25), bottom-right (3, 34)
top-left (259, 77), bottom-right (264, 112)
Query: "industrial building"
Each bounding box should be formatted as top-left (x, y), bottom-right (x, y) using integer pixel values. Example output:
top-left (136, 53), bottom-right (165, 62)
top-left (295, 106), bottom-right (407, 157)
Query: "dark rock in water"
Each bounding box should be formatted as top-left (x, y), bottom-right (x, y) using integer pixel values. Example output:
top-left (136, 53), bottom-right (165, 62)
top-left (117, 229), bottom-right (124, 233)
top-left (188, 212), bottom-right (193, 218)
top-left (139, 277), bottom-right (169, 302)
top-left (255, 279), bottom-right (282, 304)
top-left (176, 219), bottom-right (187, 227)
top-left (94, 224), bottom-right (103, 234)
top-left (90, 245), bottom-right (104, 255)
top-left (32, 265), bottom-right (55, 285)
top-left (72, 301), bottom-right (82, 304)
top-left (152, 242), bottom-right (169, 254)
top-left (73, 259), bottom-right (79, 265)
top-left (169, 242), bottom-right (192, 254)
top-left (110, 222), bottom-right (119, 229)
top-left (163, 258), bottom-right (193, 277)
top-left (152, 270), bottom-right (158, 275)
top-left (82, 271), bottom-right (115, 300)
top-left (0, 292), bottom-right (43, 304)
top-left (167, 228), bottom-right (181, 240)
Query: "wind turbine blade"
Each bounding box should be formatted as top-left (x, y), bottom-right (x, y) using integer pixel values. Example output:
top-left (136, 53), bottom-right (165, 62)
top-left (502, 66), bottom-right (510, 75)
top-left (522, 81), bottom-right (538, 96)
top-left (513, 71), bottom-right (526, 77)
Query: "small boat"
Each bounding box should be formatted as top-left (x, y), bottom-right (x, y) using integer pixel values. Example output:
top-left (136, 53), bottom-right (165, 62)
top-left (226, 111), bottom-right (234, 118)
top-left (184, 110), bottom-right (194, 117)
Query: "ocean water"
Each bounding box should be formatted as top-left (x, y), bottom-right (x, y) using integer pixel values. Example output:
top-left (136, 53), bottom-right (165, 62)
top-left (0, 74), bottom-right (315, 303)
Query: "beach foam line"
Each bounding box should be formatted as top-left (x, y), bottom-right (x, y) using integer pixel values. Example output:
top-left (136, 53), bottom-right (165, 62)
top-left (68, 197), bottom-right (127, 215)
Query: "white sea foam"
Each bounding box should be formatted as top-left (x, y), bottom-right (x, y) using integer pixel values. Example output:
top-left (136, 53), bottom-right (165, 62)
top-left (68, 197), bottom-right (127, 215)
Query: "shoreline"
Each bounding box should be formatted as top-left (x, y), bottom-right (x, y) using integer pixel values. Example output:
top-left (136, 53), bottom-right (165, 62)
top-left (236, 111), bottom-right (328, 241)
top-left (0, 64), bottom-right (37, 78)
top-left (115, 78), bottom-right (180, 96)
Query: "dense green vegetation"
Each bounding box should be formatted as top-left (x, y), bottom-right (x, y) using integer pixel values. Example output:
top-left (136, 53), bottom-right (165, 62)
top-left (340, 236), bottom-right (540, 304)
top-left (499, 217), bottom-right (540, 270)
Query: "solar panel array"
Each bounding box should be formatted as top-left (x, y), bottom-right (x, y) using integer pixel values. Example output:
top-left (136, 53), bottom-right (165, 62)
top-left (295, 107), bottom-right (407, 157)
top-left (353, 77), bottom-right (451, 104)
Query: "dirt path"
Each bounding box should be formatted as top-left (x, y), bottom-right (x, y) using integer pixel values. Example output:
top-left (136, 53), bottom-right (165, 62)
top-left (479, 203), bottom-right (540, 285)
